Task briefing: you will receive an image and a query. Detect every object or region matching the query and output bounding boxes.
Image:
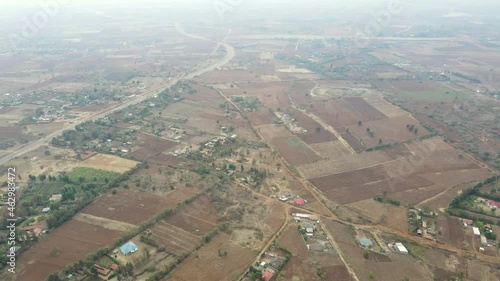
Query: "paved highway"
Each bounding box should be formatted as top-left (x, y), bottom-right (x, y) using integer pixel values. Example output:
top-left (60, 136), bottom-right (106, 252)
top-left (0, 22), bottom-right (235, 166)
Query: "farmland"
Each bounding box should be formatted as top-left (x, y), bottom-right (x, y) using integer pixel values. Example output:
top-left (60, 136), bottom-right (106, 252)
top-left (77, 153), bottom-right (139, 173)
top-left (1, 3), bottom-right (500, 281)
top-left (15, 220), bottom-right (122, 281)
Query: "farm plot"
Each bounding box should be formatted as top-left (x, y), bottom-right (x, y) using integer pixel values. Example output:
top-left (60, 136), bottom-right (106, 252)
top-left (436, 216), bottom-right (466, 248)
top-left (135, 132), bottom-right (179, 152)
top-left (309, 141), bottom-right (352, 159)
top-left (165, 195), bottom-right (218, 236)
top-left (234, 81), bottom-right (292, 109)
top-left (287, 80), bottom-right (316, 105)
top-left (167, 232), bottom-right (255, 281)
top-left (344, 115), bottom-right (429, 148)
top-left (77, 153), bottom-right (138, 173)
top-left (309, 97), bottom-right (386, 129)
top-left (150, 220), bottom-right (200, 255)
top-left (259, 125), bottom-right (321, 165)
top-left (347, 200), bottom-right (409, 233)
top-left (16, 220), bottom-right (122, 281)
top-left (289, 108), bottom-right (337, 144)
top-left (81, 189), bottom-right (192, 225)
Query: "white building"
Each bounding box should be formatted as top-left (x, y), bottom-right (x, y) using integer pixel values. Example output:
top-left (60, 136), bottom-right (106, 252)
top-left (395, 242), bottom-right (409, 255)
top-left (472, 227), bottom-right (480, 236)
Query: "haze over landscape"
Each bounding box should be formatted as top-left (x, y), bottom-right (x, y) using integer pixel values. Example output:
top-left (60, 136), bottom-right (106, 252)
top-left (0, 1), bottom-right (499, 281)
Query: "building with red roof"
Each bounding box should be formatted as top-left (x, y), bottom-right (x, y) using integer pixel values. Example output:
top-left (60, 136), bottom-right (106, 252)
top-left (488, 200), bottom-right (500, 209)
top-left (262, 271), bottom-right (274, 281)
top-left (295, 198), bottom-right (305, 205)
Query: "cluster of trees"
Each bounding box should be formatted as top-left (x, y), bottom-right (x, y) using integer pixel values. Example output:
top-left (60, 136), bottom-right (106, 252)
top-left (374, 193), bottom-right (401, 206)
top-left (406, 124), bottom-right (418, 134)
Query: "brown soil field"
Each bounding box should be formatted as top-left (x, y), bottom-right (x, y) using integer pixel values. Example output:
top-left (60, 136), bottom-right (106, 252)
top-left (339, 131), bottom-right (366, 152)
top-left (324, 220), bottom-right (434, 281)
top-left (436, 216), bottom-right (465, 248)
top-left (81, 189), bottom-right (198, 225)
top-left (363, 96), bottom-right (407, 118)
top-left (344, 115), bottom-right (429, 148)
top-left (298, 150), bottom-right (392, 179)
top-left (323, 174), bottom-right (435, 205)
top-left (309, 165), bottom-right (389, 191)
top-left (167, 232), bottom-right (255, 281)
top-left (286, 80), bottom-right (315, 105)
top-left (309, 141), bottom-right (352, 159)
top-left (466, 259), bottom-right (500, 281)
top-left (310, 97), bottom-right (386, 129)
top-left (135, 132), bottom-right (180, 152)
top-left (165, 195), bottom-right (218, 236)
top-left (289, 108), bottom-right (338, 144)
top-left (150, 220), bottom-right (201, 255)
top-left (77, 153), bottom-right (138, 173)
top-left (0, 126), bottom-right (30, 139)
top-left (247, 109), bottom-right (277, 126)
top-left (259, 125), bottom-right (321, 165)
top-left (347, 200), bottom-right (409, 233)
top-left (277, 224), bottom-right (309, 257)
top-left (16, 219), bottom-right (122, 281)
top-left (235, 81), bottom-right (292, 109)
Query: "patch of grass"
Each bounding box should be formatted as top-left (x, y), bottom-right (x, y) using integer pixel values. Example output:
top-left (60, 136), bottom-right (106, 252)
top-left (68, 167), bottom-right (120, 183)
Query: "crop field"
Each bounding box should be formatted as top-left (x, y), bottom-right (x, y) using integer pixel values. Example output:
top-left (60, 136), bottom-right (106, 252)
top-left (234, 81), bottom-right (292, 109)
top-left (195, 70), bottom-right (259, 83)
top-left (343, 115), bottom-right (429, 148)
top-left (80, 189), bottom-right (194, 225)
top-left (309, 141), bottom-right (352, 159)
top-left (16, 219), bottom-right (122, 281)
top-left (289, 108), bottom-right (338, 144)
top-left (302, 137), bottom-right (494, 205)
top-left (165, 195), bottom-right (218, 236)
top-left (77, 153), bottom-right (138, 173)
top-left (309, 97), bottom-right (387, 129)
top-left (67, 167), bottom-right (120, 183)
top-left (347, 200), bottom-right (409, 233)
top-left (168, 232), bottom-right (255, 281)
top-left (259, 125), bottom-right (321, 165)
top-left (150, 220), bottom-right (201, 255)
top-left (286, 80), bottom-right (316, 105)
top-left (135, 132), bottom-right (180, 152)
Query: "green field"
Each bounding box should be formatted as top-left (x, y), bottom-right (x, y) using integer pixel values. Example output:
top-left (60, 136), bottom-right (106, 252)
top-left (68, 167), bottom-right (120, 183)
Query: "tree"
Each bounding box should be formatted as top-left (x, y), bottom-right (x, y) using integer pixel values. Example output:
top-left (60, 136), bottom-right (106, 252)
top-left (38, 174), bottom-right (47, 182)
top-left (363, 249), bottom-right (369, 260)
top-left (47, 273), bottom-right (61, 281)
top-left (358, 121), bottom-right (362, 126)
top-left (28, 174), bottom-right (36, 181)
top-left (368, 272), bottom-right (374, 280)
top-left (379, 138), bottom-right (383, 144)
top-left (315, 127), bottom-right (321, 133)
top-left (401, 277), bottom-right (410, 281)
top-left (240, 165), bottom-right (244, 172)
top-left (228, 163), bottom-right (236, 170)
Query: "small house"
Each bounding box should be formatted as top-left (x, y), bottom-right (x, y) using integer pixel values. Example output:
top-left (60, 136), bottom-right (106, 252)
top-left (472, 227), bottom-right (480, 236)
top-left (480, 235), bottom-right (488, 246)
top-left (359, 237), bottom-right (373, 248)
top-left (262, 271), bottom-right (274, 281)
top-left (294, 198), bottom-right (305, 205)
top-left (120, 241), bottom-right (139, 255)
top-left (395, 242), bottom-right (409, 255)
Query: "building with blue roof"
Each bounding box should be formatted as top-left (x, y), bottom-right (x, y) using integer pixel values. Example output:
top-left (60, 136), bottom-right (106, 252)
top-left (120, 241), bottom-right (138, 255)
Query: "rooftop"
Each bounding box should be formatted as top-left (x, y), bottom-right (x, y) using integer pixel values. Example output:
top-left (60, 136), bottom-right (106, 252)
top-left (120, 241), bottom-right (138, 255)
